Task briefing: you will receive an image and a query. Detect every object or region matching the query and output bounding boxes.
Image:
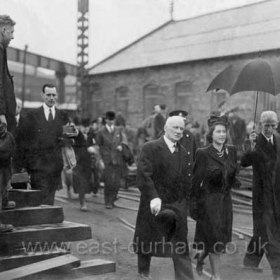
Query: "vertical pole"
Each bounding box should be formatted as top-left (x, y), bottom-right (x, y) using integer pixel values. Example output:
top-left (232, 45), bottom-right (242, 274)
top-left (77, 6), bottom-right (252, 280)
top-left (21, 45), bottom-right (28, 108)
top-left (253, 91), bottom-right (259, 129)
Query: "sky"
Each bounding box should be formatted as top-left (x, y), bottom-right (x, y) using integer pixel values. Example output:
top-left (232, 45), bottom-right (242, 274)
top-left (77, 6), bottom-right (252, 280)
top-left (0, 0), bottom-right (265, 67)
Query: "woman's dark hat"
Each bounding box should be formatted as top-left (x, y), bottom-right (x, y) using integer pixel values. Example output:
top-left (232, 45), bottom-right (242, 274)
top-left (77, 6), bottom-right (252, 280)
top-left (169, 110), bottom-right (188, 117)
top-left (105, 111), bottom-right (116, 120)
top-left (207, 112), bottom-right (229, 128)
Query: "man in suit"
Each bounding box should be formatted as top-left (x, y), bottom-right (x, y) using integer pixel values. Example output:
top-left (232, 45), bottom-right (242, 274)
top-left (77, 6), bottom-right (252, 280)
top-left (96, 111), bottom-right (128, 209)
top-left (152, 104), bottom-right (167, 140)
top-left (241, 111), bottom-right (280, 279)
top-left (133, 116), bottom-right (194, 280)
top-left (15, 84), bottom-right (69, 205)
top-left (0, 15), bottom-right (17, 232)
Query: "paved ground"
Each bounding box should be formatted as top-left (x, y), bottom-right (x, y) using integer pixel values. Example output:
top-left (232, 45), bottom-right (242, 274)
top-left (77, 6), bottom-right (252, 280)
top-left (32, 187), bottom-right (274, 280)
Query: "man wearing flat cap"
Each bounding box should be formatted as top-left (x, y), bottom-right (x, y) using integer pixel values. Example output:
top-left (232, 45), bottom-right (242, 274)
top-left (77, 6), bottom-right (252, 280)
top-left (96, 111), bottom-right (128, 209)
top-left (133, 116), bottom-right (194, 280)
top-left (169, 110), bottom-right (196, 192)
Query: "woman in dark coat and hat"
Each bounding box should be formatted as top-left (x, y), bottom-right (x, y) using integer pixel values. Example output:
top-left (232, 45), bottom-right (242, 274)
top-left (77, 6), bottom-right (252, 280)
top-left (190, 113), bottom-right (239, 280)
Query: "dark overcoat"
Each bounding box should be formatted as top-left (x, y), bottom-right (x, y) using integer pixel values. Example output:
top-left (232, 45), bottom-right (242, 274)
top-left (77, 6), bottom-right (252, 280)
top-left (191, 145), bottom-right (238, 254)
top-left (180, 129), bottom-right (196, 180)
top-left (15, 106), bottom-right (69, 188)
top-left (72, 131), bottom-right (93, 194)
top-left (133, 137), bottom-right (191, 257)
top-left (241, 134), bottom-right (280, 254)
top-left (0, 44), bottom-right (16, 131)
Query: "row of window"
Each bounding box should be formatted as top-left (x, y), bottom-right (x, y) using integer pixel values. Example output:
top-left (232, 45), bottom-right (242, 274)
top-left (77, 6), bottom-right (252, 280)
top-left (88, 81), bottom-right (193, 119)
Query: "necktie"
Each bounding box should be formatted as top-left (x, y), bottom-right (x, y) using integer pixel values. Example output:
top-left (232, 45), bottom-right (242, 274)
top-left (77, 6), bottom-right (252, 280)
top-left (173, 143), bottom-right (178, 153)
top-left (48, 108), bottom-right (53, 122)
top-left (268, 138), bottom-right (273, 146)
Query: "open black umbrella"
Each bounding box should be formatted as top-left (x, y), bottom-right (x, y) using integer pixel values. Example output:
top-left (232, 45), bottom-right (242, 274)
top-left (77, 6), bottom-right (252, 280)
top-left (207, 58), bottom-right (280, 123)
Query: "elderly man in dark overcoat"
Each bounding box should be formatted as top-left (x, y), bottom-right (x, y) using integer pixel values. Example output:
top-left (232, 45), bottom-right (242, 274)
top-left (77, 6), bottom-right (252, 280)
top-left (241, 111), bottom-right (280, 279)
top-left (14, 84), bottom-right (69, 205)
top-left (133, 116), bottom-right (194, 280)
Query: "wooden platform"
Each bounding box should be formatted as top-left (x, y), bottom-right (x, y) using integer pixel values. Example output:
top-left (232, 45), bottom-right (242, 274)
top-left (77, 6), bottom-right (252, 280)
top-left (0, 254), bottom-right (80, 280)
top-left (0, 248), bottom-right (70, 272)
top-left (8, 189), bottom-right (42, 208)
top-left (0, 187), bottom-right (115, 278)
top-left (73, 259), bottom-right (116, 275)
top-left (0, 221), bottom-right (92, 248)
top-left (0, 205), bottom-right (64, 226)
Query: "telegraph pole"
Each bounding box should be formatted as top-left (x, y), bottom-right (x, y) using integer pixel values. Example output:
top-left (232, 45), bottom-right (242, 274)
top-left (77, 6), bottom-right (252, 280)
top-left (170, 0), bottom-right (174, 21)
top-left (77, 0), bottom-right (89, 117)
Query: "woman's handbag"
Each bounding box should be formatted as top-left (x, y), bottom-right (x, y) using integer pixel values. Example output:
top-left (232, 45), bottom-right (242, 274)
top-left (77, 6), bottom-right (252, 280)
top-left (0, 131), bottom-right (15, 162)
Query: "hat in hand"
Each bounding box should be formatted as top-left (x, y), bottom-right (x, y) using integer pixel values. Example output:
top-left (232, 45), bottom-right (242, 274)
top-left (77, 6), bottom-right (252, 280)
top-left (155, 208), bottom-right (177, 241)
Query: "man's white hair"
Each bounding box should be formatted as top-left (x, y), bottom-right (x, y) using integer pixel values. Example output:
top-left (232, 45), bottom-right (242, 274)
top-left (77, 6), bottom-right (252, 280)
top-left (260, 111), bottom-right (278, 123)
top-left (164, 116), bottom-right (184, 129)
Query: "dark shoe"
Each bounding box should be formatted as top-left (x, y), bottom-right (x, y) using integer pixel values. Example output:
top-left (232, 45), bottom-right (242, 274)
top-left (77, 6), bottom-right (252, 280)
top-left (194, 252), bottom-right (204, 276)
top-left (0, 223), bottom-right (13, 233)
top-left (2, 200), bottom-right (16, 210)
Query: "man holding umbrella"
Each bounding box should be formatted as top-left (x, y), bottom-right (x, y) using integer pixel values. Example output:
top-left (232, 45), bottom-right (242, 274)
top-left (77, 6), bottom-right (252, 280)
top-left (241, 111), bottom-right (280, 279)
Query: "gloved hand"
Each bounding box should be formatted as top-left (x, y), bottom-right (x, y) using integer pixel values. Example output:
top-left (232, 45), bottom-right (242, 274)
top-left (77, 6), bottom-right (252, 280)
top-left (150, 197), bottom-right (161, 216)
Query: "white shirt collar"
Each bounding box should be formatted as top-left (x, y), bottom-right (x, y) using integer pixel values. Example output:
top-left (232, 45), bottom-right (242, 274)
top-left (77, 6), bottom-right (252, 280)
top-left (106, 124), bottom-right (114, 132)
top-left (163, 135), bottom-right (177, 153)
top-left (43, 103), bottom-right (55, 120)
top-left (262, 133), bottom-right (273, 144)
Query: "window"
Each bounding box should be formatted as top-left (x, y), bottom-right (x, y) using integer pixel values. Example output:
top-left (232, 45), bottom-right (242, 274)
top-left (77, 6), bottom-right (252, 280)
top-left (90, 83), bottom-right (102, 118)
top-left (175, 81), bottom-right (193, 113)
top-left (143, 84), bottom-right (161, 118)
top-left (115, 86), bottom-right (129, 118)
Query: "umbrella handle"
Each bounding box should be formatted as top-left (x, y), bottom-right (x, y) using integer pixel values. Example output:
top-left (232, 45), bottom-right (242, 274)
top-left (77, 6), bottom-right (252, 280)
top-left (253, 91), bottom-right (259, 129)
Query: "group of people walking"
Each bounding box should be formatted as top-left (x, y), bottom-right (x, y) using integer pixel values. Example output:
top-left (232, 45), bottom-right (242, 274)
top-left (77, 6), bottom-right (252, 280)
top-left (1, 12), bottom-right (280, 280)
top-left (133, 109), bottom-right (280, 280)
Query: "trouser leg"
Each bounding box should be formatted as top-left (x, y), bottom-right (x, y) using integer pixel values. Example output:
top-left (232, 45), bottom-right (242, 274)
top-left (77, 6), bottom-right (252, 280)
top-left (172, 255), bottom-right (194, 280)
top-left (104, 164), bottom-right (120, 206)
top-left (266, 240), bottom-right (280, 279)
top-left (0, 166), bottom-right (11, 209)
top-left (243, 235), bottom-right (266, 267)
top-left (31, 173), bottom-right (58, 206)
top-left (137, 253), bottom-right (151, 276)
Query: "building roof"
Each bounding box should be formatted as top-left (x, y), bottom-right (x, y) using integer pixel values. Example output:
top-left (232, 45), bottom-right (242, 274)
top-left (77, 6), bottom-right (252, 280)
top-left (89, 0), bottom-right (280, 75)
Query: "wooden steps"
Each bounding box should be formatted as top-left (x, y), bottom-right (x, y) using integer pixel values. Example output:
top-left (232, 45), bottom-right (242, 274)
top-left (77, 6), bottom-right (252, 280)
top-left (0, 187), bottom-right (115, 278)
top-left (73, 259), bottom-right (116, 275)
top-left (0, 248), bottom-right (70, 272)
top-left (0, 254), bottom-right (80, 280)
top-left (0, 221), bottom-right (92, 248)
top-left (8, 189), bottom-right (42, 208)
top-left (0, 205), bottom-right (64, 227)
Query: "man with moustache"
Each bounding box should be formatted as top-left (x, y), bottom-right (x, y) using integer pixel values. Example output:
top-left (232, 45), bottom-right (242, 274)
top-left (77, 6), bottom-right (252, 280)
top-left (133, 116), bottom-right (194, 280)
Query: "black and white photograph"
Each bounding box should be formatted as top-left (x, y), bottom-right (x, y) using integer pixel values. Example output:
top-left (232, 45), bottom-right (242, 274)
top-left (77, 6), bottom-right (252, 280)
top-left (0, 0), bottom-right (280, 279)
